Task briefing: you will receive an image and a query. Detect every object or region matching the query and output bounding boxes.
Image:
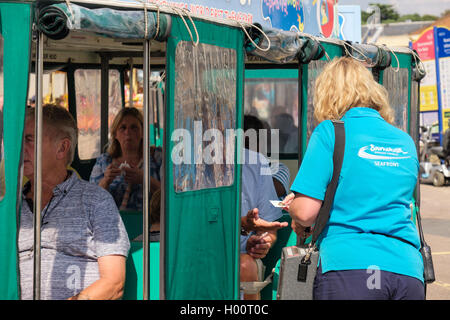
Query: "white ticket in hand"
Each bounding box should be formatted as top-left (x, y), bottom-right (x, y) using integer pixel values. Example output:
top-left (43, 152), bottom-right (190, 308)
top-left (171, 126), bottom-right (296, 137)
top-left (119, 161), bottom-right (130, 170)
top-left (270, 200), bottom-right (284, 208)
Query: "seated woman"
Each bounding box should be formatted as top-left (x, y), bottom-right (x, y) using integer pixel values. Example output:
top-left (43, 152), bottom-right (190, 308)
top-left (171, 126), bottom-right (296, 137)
top-left (90, 107), bottom-right (161, 211)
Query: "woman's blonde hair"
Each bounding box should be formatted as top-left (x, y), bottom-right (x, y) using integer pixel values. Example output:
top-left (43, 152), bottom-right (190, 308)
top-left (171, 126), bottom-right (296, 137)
top-left (107, 107), bottom-right (143, 158)
top-left (313, 57), bottom-right (394, 124)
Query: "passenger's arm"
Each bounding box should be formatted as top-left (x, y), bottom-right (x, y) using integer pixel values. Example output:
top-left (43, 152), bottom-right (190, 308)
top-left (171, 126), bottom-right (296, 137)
top-left (246, 230), bottom-right (277, 259)
top-left (242, 208), bottom-right (288, 233)
top-left (68, 255), bottom-right (126, 300)
top-left (287, 193), bottom-right (322, 228)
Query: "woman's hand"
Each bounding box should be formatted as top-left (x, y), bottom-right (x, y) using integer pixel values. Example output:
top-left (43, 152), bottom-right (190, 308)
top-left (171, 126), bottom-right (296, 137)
top-left (123, 166), bottom-right (143, 185)
top-left (280, 193), bottom-right (295, 212)
top-left (291, 220), bottom-right (312, 239)
top-left (99, 164), bottom-right (121, 189)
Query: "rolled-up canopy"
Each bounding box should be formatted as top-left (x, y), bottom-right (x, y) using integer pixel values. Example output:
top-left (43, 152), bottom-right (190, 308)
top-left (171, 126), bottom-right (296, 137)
top-left (245, 27), bottom-right (325, 64)
top-left (342, 42), bottom-right (392, 69)
top-left (246, 26), bottom-right (396, 69)
top-left (37, 3), bottom-right (171, 41)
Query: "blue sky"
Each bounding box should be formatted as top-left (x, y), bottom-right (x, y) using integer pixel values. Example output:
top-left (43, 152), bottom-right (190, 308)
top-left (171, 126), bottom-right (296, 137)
top-left (338, 0), bottom-right (450, 16)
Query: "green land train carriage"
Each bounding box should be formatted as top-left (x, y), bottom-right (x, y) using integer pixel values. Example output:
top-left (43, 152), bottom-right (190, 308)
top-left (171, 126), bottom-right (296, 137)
top-left (0, 0), bottom-right (425, 300)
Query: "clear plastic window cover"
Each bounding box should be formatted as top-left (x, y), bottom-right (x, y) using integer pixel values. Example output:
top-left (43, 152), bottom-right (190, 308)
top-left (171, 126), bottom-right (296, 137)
top-left (383, 67), bottom-right (409, 132)
top-left (244, 78), bottom-right (299, 154)
top-left (248, 28), bottom-right (308, 64)
top-left (0, 35), bottom-right (4, 201)
top-left (40, 3), bottom-right (170, 40)
top-left (307, 63), bottom-right (410, 143)
top-left (75, 69), bottom-right (123, 160)
top-left (173, 41), bottom-right (237, 193)
top-left (410, 81), bottom-right (419, 146)
top-left (306, 60), bottom-right (327, 142)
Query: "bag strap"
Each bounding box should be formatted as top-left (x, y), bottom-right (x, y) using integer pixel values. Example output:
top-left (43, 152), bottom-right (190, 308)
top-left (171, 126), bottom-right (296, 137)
top-left (310, 120), bottom-right (345, 246)
top-left (414, 180), bottom-right (428, 249)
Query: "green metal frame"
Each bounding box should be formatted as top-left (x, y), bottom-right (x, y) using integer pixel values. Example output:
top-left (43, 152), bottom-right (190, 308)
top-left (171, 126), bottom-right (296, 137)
top-left (0, 1), bottom-right (32, 300)
top-left (164, 16), bottom-right (244, 300)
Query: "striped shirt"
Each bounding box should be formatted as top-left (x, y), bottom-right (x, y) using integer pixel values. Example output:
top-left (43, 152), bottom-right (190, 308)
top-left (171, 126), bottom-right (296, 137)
top-left (18, 171), bottom-right (130, 300)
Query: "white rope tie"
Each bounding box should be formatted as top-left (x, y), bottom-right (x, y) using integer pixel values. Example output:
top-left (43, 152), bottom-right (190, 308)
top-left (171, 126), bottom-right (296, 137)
top-left (153, 5), bottom-right (160, 40)
top-left (172, 6), bottom-right (199, 46)
top-left (410, 49), bottom-right (426, 76)
top-left (143, 1), bottom-right (148, 39)
top-left (64, 0), bottom-right (74, 18)
top-left (160, 71), bottom-right (166, 82)
top-left (136, 0), bottom-right (149, 39)
top-left (341, 40), bottom-right (369, 63)
top-left (369, 43), bottom-right (389, 69)
top-left (298, 33), bottom-right (331, 61)
top-left (383, 44), bottom-right (400, 73)
top-left (237, 21), bottom-right (271, 52)
top-left (63, 0), bottom-right (76, 26)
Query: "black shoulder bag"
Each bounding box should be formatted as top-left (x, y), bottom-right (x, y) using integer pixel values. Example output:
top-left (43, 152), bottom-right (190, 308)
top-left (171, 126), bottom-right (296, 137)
top-left (276, 120), bottom-right (345, 300)
top-left (415, 181), bottom-right (436, 286)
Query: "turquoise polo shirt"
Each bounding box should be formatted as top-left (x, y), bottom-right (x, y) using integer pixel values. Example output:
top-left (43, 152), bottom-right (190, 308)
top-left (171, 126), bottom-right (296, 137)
top-left (290, 107), bottom-right (423, 282)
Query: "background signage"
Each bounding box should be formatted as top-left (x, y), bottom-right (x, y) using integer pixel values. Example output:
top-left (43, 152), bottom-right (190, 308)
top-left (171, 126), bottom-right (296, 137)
top-left (147, 0), bottom-right (340, 38)
top-left (435, 27), bottom-right (450, 134)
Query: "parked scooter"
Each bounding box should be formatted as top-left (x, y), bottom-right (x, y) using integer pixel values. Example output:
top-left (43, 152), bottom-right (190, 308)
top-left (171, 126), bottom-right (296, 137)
top-left (419, 124), bottom-right (450, 187)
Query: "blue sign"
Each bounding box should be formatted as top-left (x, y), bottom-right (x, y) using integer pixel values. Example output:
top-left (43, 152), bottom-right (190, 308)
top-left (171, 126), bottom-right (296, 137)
top-left (436, 27), bottom-right (450, 58)
top-left (261, 0), bottom-right (305, 32)
top-left (434, 27), bottom-right (450, 140)
top-left (141, 0), bottom-right (340, 38)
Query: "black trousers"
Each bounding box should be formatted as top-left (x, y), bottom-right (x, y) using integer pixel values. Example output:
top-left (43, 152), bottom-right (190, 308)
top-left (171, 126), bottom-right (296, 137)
top-left (313, 264), bottom-right (425, 300)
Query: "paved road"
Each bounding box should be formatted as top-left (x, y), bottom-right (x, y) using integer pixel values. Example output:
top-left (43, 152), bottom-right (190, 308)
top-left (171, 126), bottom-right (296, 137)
top-left (419, 183), bottom-right (450, 300)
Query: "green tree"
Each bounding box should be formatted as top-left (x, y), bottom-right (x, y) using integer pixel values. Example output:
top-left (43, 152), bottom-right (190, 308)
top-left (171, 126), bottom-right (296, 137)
top-left (376, 4), bottom-right (400, 22)
top-left (362, 11), bottom-right (371, 24)
top-left (399, 14), bottom-right (422, 22)
top-left (398, 13), bottom-right (437, 22)
top-left (362, 3), bottom-right (400, 24)
top-left (362, 3), bottom-right (440, 24)
top-left (422, 14), bottom-right (439, 21)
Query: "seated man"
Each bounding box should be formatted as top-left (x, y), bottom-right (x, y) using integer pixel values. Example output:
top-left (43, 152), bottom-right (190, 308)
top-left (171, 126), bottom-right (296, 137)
top-left (240, 115), bottom-right (288, 300)
top-left (271, 162), bottom-right (291, 200)
top-left (240, 148), bottom-right (288, 300)
top-left (19, 104), bottom-right (130, 300)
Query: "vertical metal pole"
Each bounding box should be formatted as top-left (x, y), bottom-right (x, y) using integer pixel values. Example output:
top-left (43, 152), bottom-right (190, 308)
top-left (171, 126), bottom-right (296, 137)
top-left (33, 29), bottom-right (44, 301)
top-left (298, 62), bottom-right (303, 167)
top-left (143, 39), bottom-right (151, 300)
top-left (129, 59), bottom-right (134, 108)
top-left (100, 54), bottom-right (110, 151)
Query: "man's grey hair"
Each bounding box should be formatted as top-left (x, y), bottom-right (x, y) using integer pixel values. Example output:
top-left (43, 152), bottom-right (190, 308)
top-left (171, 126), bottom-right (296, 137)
top-left (26, 104), bottom-right (78, 165)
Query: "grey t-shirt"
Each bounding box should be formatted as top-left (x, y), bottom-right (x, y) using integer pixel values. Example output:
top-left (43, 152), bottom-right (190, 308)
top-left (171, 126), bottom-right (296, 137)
top-left (18, 172), bottom-right (130, 300)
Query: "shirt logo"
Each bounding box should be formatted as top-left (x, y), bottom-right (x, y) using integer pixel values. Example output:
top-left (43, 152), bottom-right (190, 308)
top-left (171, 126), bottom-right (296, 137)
top-left (358, 144), bottom-right (411, 160)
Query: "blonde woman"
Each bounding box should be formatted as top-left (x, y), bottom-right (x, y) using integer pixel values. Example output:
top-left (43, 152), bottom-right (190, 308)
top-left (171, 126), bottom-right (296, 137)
top-left (90, 107), bottom-right (161, 211)
top-left (282, 57), bottom-right (424, 300)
